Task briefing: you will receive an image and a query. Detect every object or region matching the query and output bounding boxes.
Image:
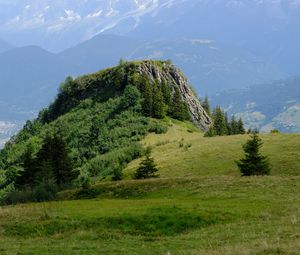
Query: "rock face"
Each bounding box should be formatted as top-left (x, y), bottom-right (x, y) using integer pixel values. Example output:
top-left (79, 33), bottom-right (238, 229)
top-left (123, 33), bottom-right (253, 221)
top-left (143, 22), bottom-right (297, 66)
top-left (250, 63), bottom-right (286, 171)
top-left (136, 61), bottom-right (212, 131)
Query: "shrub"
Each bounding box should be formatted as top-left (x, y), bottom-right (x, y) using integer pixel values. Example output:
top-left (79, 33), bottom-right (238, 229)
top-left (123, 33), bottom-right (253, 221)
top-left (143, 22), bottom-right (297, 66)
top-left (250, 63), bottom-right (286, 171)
top-left (134, 154), bottom-right (159, 179)
top-left (270, 129), bottom-right (280, 134)
top-left (32, 179), bottom-right (58, 202)
top-left (76, 172), bottom-right (91, 189)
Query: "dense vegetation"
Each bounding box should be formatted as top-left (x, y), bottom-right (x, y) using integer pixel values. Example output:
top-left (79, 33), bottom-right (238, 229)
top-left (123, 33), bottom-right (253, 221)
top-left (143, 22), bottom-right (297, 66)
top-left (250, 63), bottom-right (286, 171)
top-left (0, 60), bottom-right (195, 203)
top-left (203, 100), bottom-right (246, 137)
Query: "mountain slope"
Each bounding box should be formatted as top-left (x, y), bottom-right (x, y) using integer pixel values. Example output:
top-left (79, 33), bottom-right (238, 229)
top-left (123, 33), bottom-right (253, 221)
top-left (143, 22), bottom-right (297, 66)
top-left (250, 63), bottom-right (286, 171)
top-left (0, 60), bottom-right (210, 197)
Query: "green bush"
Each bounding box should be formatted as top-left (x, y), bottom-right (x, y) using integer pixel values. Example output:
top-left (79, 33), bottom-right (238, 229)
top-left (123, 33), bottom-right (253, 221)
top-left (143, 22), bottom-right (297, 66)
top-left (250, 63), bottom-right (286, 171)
top-left (134, 154), bottom-right (159, 180)
top-left (32, 179), bottom-right (58, 202)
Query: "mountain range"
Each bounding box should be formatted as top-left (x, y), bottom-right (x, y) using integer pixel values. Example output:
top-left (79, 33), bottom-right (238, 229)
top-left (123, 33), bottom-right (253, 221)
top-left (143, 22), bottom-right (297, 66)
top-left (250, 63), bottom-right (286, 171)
top-left (0, 0), bottom-right (299, 143)
top-left (211, 76), bottom-right (300, 133)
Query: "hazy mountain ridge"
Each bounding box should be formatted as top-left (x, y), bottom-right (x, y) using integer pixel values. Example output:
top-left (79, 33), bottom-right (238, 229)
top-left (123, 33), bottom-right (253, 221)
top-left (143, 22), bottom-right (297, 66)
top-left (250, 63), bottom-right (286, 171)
top-left (0, 34), bottom-right (281, 140)
top-left (0, 0), bottom-right (180, 51)
top-left (1, 0), bottom-right (300, 52)
top-left (211, 77), bottom-right (300, 132)
top-left (0, 39), bottom-right (13, 53)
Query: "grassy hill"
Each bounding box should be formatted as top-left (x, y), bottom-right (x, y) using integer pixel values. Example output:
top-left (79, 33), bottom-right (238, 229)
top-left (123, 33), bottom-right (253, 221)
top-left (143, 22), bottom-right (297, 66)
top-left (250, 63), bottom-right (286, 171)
top-left (0, 61), bottom-right (299, 254)
top-left (0, 121), bottom-right (300, 254)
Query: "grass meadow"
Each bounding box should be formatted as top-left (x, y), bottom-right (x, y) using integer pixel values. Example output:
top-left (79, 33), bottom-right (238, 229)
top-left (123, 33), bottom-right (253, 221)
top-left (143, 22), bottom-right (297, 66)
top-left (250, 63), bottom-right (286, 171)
top-left (1, 120), bottom-right (300, 254)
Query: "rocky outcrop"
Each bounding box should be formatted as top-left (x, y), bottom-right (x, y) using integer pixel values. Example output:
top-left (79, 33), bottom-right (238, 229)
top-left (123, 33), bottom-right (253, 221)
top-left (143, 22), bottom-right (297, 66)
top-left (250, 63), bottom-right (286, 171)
top-left (136, 61), bottom-right (212, 131)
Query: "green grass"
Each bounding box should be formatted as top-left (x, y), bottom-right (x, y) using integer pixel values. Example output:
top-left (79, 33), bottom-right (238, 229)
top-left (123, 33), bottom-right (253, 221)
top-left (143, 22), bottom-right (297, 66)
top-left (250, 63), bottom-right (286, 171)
top-left (1, 120), bottom-right (300, 254)
top-left (125, 120), bottom-right (300, 177)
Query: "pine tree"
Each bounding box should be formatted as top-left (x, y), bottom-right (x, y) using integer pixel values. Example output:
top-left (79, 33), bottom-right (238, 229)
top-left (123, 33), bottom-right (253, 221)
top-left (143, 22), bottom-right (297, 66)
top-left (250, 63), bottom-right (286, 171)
top-left (230, 116), bottom-right (239, 135)
top-left (15, 145), bottom-right (37, 188)
top-left (35, 134), bottom-right (77, 186)
top-left (236, 134), bottom-right (271, 176)
top-left (213, 106), bottom-right (227, 136)
top-left (134, 154), bottom-right (159, 179)
top-left (161, 81), bottom-right (172, 112)
top-left (51, 135), bottom-right (76, 185)
top-left (204, 126), bottom-right (216, 137)
top-left (237, 118), bottom-right (246, 134)
top-left (152, 83), bottom-right (166, 119)
top-left (141, 78), bottom-right (153, 117)
top-left (171, 87), bottom-right (190, 121)
top-left (225, 113), bottom-right (231, 135)
top-left (202, 96), bottom-right (211, 116)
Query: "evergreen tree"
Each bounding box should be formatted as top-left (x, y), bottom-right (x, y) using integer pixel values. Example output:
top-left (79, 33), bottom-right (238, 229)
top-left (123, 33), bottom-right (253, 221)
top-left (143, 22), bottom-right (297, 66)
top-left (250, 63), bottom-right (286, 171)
top-left (171, 87), bottom-right (190, 121)
top-left (236, 134), bottom-right (271, 176)
top-left (35, 134), bottom-right (77, 186)
top-left (230, 116), bottom-right (239, 135)
top-left (161, 81), bottom-right (172, 111)
top-left (15, 145), bottom-right (37, 188)
top-left (152, 83), bottom-right (166, 119)
top-left (237, 118), bottom-right (246, 134)
top-left (204, 126), bottom-right (216, 137)
top-left (141, 78), bottom-right (153, 117)
top-left (225, 113), bottom-right (231, 135)
top-left (134, 154), bottom-right (159, 179)
top-left (35, 135), bottom-right (54, 183)
top-left (202, 96), bottom-right (211, 116)
top-left (51, 135), bottom-right (76, 185)
top-left (213, 106), bottom-right (227, 136)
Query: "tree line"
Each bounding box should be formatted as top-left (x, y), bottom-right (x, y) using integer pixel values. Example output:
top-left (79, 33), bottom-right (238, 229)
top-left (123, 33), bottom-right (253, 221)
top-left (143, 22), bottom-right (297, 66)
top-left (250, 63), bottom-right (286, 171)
top-left (202, 97), bottom-right (246, 137)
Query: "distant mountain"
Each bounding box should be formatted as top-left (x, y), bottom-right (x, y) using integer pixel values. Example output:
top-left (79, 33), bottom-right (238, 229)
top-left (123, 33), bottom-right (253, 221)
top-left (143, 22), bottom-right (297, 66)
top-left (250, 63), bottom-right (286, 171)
top-left (59, 35), bottom-right (143, 75)
top-left (0, 39), bottom-right (13, 53)
top-left (0, 0), bottom-right (170, 52)
top-left (129, 39), bottom-right (282, 94)
top-left (0, 46), bottom-right (68, 119)
top-left (1, 0), bottom-right (300, 58)
top-left (211, 77), bottom-right (300, 133)
top-left (0, 34), bottom-right (281, 121)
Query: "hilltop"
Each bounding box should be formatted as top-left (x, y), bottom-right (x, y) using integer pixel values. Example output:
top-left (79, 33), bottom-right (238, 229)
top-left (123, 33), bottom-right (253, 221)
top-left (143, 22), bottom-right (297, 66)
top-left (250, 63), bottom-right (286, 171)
top-left (0, 60), bottom-right (210, 201)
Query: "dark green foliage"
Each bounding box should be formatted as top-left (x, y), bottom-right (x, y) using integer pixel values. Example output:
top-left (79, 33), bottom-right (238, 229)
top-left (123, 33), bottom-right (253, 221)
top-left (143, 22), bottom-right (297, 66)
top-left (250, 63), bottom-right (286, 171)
top-left (161, 81), bottom-right (172, 111)
top-left (120, 85), bottom-right (142, 110)
top-left (237, 118), bottom-right (246, 134)
top-left (152, 83), bottom-right (166, 119)
top-left (212, 106), bottom-right (228, 136)
top-left (14, 134), bottom-right (77, 191)
top-left (32, 179), bottom-right (58, 202)
top-left (205, 106), bottom-right (246, 137)
top-left (204, 127), bottom-right (216, 137)
top-left (15, 145), bottom-right (37, 189)
top-left (236, 134), bottom-right (271, 176)
top-left (36, 134), bottom-right (77, 186)
top-left (201, 96), bottom-right (211, 116)
top-left (111, 164), bottom-right (124, 181)
top-left (140, 77), bottom-right (153, 117)
top-left (230, 116), bottom-right (238, 135)
top-left (270, 129), bottom-right (280, 134)
top-left (134, 153), bottom-right (159, 180)
top-left (2, 179), bottom-right (58, 205)
top-left (171, 87), bottom-right (190, 121)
